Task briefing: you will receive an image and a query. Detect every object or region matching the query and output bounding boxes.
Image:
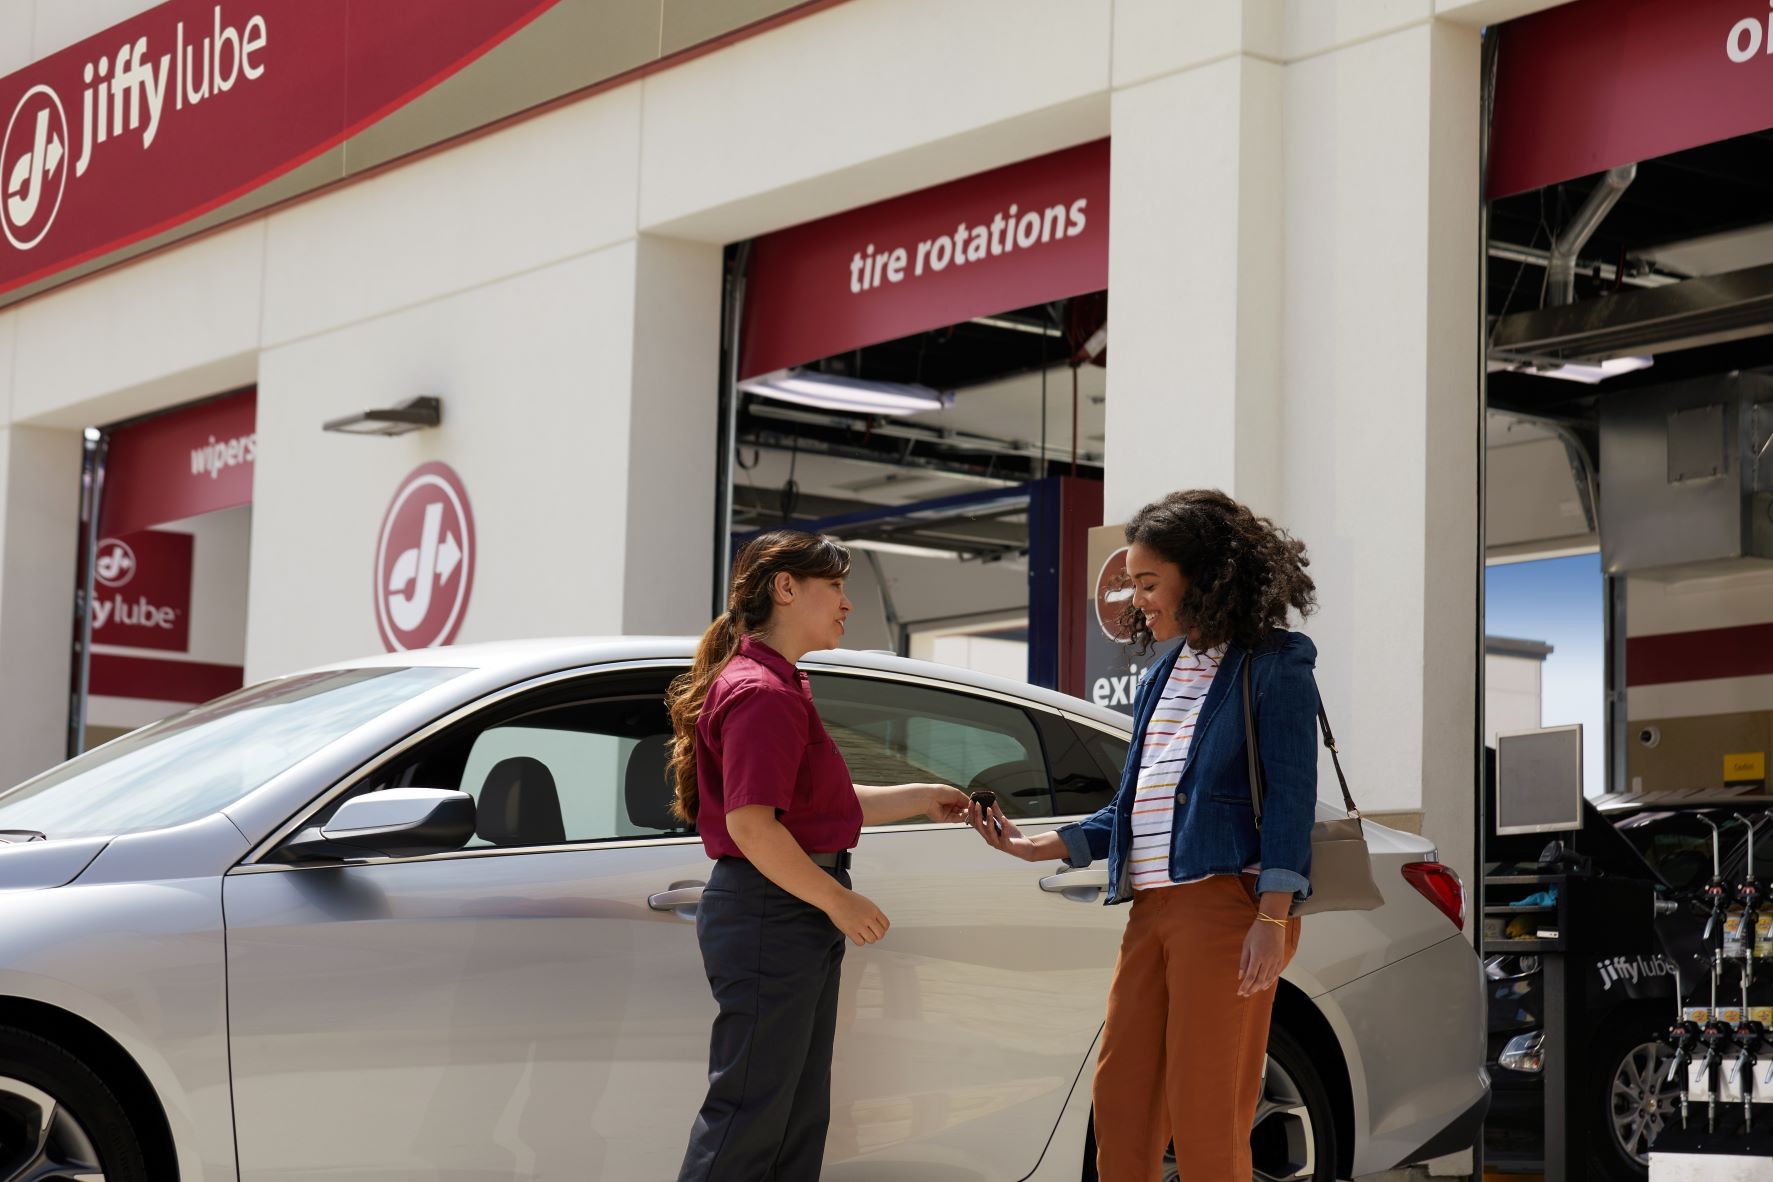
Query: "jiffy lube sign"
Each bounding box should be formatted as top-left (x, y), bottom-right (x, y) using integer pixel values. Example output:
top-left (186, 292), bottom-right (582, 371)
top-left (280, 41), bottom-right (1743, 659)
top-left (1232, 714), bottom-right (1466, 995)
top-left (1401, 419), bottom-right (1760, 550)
top-left (0, 0), bottom-right (567, 297)
top-left (739, 139), bottom-right (1109, 378)
top-left (375, 463), bottom-right (476, 653)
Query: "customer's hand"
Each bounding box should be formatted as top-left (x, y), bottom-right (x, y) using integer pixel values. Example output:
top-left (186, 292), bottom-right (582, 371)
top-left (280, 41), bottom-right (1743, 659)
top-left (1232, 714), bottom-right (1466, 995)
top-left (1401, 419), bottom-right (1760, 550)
top-left (1238, 919), bottom-right (1289, 997)
top-left (923, 784), bottom-right (971, 823)
top-left (824, 889), bottom-right (890, 946)
top-left (967, 801), bottom-right (1039, 860)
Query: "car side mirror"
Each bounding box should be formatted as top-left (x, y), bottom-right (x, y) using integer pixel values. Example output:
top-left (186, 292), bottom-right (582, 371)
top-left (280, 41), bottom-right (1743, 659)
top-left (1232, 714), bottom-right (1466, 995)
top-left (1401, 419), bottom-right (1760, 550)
top-left (280, 788), bottom-right (476, 862)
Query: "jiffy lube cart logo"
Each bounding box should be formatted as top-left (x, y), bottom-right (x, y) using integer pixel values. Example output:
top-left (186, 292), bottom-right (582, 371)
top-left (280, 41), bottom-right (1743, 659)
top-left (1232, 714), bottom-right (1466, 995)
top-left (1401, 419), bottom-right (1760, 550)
top-left (2, 8), bottom-right (269, 252)
top-left (375, 463), bottom-right (475, 652)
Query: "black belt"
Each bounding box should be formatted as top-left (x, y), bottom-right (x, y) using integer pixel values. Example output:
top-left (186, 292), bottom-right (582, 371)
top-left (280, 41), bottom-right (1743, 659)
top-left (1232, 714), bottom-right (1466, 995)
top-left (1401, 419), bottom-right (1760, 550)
top-left (808, 850), bottom-right (852, 870)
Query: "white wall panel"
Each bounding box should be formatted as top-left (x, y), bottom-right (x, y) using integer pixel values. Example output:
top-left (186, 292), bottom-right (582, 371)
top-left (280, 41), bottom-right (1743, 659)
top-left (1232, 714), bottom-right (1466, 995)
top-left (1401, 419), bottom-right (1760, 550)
top-left (261, 84), bottom-right (644, 346)
top-left (1283, 0), bottom-right (1430, 60)
top-left (0, 0), bottom-right (33, 74)
top-left (1110, 0), bottom-right (1282, 88)
top-left (29, 0), bottom-right (155, 59)
top-left (1104, 54), bottom-right (1284, 522)
top-left (0, 310), bottom-right (14, 421)
top-left (638, 0), bottom-right (1112, 240)
top-left (247, 245), bottom-right (639, 680)
top-left (10, 221), bottom-right (264, 426)
top-left (0, 425), bottom-right (81, 787)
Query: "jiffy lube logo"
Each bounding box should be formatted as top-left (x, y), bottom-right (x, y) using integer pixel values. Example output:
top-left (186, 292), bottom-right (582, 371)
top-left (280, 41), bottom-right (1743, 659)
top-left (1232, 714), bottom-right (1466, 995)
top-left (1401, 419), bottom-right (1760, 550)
top-left (2, 7), bottom-right (268, 252)
top-left (375, 462), bottom-right (475, 652)
top-left (93, 538), bottom-right (137, 588)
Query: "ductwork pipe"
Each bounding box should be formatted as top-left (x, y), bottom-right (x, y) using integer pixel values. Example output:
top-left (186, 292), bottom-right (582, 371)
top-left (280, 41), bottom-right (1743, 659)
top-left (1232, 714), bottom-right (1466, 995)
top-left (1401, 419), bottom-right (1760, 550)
top-left (1546, 163), bottom-right (1637, 306)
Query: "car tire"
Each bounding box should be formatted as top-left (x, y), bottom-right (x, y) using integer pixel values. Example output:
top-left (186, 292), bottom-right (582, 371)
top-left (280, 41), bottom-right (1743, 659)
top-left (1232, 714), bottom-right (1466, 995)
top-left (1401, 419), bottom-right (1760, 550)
top-left (1590, 1014), bottom-right (1677, 1182)
top-left (0, 1025), bottom-right (151, 1182)
top-left (1083, 1024), bottom-right (1339, 1182)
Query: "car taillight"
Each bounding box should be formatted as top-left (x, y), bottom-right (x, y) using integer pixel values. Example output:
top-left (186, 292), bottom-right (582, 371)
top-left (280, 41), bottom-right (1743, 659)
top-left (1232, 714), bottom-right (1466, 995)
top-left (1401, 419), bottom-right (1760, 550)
top-left (1402, 861), bottom-right (1464, 931)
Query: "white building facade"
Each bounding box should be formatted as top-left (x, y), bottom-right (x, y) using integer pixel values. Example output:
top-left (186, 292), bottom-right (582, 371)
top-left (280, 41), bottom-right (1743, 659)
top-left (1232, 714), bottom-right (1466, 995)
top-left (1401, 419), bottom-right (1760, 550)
top-left (0, 0), bottom-right (1569, 888)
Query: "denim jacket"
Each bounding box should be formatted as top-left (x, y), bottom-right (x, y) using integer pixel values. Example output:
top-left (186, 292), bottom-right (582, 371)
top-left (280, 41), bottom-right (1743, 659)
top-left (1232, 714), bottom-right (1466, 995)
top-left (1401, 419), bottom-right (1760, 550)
top-left (1057, 630), bottom-right (1320, 906)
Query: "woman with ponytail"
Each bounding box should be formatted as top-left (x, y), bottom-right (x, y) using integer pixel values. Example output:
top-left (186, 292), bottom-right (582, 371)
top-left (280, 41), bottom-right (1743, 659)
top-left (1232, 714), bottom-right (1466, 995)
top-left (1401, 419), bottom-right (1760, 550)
top-left (670, 529), bottom-right (969, 1182)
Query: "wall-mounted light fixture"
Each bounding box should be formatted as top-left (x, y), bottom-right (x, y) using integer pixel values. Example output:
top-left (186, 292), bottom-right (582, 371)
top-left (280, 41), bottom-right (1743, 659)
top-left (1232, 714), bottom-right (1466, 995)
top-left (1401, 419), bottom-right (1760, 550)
top-left (322, 396), bottom-right (443, 436)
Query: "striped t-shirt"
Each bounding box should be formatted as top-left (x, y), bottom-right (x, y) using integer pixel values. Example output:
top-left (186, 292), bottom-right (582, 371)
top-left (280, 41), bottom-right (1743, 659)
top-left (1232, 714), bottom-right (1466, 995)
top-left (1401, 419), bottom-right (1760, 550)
top-left (1128, 642), bottom-right (1243, 891)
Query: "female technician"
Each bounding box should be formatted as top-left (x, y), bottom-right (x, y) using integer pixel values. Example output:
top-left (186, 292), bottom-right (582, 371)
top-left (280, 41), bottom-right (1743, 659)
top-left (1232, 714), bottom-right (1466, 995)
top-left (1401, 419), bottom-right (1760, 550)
top-left (968, 489), bottom-right (1321, 1180)
top-left (669, 529), bottom-right (969, 1182)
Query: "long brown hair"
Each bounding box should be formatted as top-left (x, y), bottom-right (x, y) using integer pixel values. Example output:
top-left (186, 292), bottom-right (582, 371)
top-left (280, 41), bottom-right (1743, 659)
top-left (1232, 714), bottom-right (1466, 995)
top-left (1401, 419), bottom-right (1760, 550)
top-left (1118, 489), bottom-right (1316, 653)
top-left (665, 530), bottom-right (851, 823)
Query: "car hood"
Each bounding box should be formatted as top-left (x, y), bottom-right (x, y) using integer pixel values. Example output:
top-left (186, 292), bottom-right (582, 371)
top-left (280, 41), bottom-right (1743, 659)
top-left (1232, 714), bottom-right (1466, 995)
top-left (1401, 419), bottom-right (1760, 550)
top-left (0, 836), bottom-right (110, 890)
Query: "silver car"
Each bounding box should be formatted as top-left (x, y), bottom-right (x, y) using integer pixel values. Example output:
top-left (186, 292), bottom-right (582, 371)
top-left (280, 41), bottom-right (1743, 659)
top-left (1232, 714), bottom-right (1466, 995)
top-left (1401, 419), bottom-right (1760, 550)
top-left (0, 639), bottom-right (1486, 1182)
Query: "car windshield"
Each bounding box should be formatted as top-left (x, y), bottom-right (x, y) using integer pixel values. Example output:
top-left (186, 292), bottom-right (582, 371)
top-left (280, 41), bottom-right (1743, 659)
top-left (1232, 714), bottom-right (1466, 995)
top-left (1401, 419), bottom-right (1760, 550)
top-left (0, 667), bottom-right (464, 840)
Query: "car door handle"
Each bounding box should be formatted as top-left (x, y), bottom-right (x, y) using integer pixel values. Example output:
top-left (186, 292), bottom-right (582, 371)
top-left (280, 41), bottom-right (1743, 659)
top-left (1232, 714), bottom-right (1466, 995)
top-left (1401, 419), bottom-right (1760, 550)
top-left (648, 882), bottom-right (706, 919)
top-left (1040, 868), bottom-right (1108, 901)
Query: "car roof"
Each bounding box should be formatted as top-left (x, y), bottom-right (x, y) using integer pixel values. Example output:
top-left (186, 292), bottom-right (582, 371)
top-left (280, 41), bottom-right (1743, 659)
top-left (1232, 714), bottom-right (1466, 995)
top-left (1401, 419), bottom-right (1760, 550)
top-left (300, 636), bottom-right (1133, 731)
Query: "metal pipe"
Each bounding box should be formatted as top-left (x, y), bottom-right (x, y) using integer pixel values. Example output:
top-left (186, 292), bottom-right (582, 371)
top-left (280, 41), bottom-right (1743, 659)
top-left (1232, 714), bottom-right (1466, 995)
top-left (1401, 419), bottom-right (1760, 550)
top-left (1546, 164), bottom-right (1637, 306)
top-left (1487, 241), bottom-right (1677, 290)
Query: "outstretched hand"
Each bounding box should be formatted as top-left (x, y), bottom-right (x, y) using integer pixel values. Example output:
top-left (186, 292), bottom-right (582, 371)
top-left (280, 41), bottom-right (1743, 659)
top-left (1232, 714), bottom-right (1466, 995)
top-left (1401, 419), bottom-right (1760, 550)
top-left (924, 784), bottom-right (971, 823)
top-left (966, 801), bottom-right (1038, 860)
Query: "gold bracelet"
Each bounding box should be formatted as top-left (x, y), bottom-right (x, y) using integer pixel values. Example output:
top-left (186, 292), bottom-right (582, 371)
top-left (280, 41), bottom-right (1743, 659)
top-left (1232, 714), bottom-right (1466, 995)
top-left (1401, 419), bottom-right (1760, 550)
top-left (1255, 913), bottom-right (1290, 928)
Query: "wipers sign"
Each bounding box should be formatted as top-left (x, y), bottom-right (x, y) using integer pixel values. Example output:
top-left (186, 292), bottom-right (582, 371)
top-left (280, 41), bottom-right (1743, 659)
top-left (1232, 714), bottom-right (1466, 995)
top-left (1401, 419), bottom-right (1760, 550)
top-left (0, 0), bottom-right (567, 298)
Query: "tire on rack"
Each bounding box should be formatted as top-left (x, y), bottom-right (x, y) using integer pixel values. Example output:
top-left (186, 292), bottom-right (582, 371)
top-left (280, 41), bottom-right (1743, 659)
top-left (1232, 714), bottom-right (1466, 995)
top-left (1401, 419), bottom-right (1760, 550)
top-left (0, 1025), bottom-right (151, 1182)
top-left (1083, 1023), bottom-right (1339, 1182)
top-left (1589, 1010), bottom-right (1678, 1182)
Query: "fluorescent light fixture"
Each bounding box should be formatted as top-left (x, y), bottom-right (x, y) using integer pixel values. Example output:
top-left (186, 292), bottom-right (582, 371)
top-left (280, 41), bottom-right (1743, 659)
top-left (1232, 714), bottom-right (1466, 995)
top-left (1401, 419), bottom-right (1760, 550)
top-left (839, 537), bottom-right (962, 560)
top-left (739, 370), bottom-right (953, 417)
top-left (1487, 356), bottom-right (1654, 385)
top-left (323, 396), bottom-right (443, 436)
top-left (970, 315), bottom-right (1063, 338)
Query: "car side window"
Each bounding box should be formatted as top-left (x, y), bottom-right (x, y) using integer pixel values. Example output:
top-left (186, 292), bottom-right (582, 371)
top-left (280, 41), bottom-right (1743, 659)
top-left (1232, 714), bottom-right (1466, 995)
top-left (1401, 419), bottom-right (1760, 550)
top-left (1041, 716), bottom-right (1124, 817)
top-left (339, 678), bottom-right (689, 850)
top-left (806, 672), bottom-right (1054, 821)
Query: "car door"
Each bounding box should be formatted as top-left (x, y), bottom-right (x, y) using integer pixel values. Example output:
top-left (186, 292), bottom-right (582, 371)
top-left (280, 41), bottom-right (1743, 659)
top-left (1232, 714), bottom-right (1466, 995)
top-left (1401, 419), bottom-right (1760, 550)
top-left (805, 669), bottom-right (1126, 1181)
top-left (223, 664), bottom-right (719, 1181)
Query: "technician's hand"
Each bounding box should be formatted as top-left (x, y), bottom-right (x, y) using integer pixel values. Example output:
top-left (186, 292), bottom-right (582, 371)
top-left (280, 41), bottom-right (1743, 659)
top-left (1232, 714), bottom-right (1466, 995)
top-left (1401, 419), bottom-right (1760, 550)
top-left (923, 784), bottom-right (971, 823)
top-left (967, 802), bottom-right (1039, 861)
top-left (1238, 919), bottom-right (1289, 997)
top-left (825, 889), bottom-right (890, 946)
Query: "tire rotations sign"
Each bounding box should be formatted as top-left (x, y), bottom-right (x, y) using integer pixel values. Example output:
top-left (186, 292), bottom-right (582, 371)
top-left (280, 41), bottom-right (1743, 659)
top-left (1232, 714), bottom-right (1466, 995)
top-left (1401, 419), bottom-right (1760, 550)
top-left (0, 0), bottom-right (566, 298)
top-left (375, 462), bottom-right (475, 653)
top-left (739, 139), bottom-right (1109, 379)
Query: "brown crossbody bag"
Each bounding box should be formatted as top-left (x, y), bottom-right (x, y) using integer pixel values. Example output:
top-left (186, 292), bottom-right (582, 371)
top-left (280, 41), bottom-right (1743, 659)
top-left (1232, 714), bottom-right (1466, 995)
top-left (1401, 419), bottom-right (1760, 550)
top-left (1243, 659), bottom-right (1384, 917)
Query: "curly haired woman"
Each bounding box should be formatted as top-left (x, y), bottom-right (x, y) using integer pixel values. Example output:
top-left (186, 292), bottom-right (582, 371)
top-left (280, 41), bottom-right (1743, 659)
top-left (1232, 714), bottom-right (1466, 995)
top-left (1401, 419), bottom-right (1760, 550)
top-left (967, 489), bottom-right (1321, 1180)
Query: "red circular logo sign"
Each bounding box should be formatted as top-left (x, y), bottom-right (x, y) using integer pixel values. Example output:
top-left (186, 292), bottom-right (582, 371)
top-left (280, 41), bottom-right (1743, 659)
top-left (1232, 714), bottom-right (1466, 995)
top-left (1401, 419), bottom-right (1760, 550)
top-left (2, 84), bottom-right (70, 252)
top-left (374, 462), bottom-right (475, 652)
top-left (94, 538), bottom-right (137, 588)
top-left (1094, 545), bottom-right (1133, 642)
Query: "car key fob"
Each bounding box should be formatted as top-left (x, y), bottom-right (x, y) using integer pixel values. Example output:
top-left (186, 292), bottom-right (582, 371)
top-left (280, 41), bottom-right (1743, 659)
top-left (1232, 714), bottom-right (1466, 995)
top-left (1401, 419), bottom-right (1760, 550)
top-left (969, 790), bottom-right (1001, 832)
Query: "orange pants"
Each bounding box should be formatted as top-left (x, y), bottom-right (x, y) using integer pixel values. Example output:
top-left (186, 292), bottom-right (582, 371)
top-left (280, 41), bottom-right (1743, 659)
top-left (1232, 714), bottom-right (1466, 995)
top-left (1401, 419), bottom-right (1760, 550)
top-left (1092, 875), bottom-right (1302, 1181)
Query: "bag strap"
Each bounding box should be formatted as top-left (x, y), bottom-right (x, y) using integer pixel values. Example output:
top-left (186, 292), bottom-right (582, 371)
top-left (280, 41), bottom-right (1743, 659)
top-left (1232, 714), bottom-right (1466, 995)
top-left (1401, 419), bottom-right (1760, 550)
top-left (1242, 653), bottom-right (1362, 829)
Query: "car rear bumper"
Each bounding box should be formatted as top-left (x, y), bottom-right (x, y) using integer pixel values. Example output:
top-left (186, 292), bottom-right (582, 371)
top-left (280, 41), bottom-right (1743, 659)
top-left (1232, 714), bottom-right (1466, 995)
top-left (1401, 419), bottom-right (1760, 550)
top-left (1328, 933), bottom-right (1491, 1176)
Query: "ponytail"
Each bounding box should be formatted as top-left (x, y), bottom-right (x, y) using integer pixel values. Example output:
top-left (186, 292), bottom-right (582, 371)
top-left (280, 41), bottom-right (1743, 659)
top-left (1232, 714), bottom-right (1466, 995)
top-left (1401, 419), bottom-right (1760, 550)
top-left (663, 531), bottom-right (850, 825)
top-left (665, 613), bottom-right (743, 823)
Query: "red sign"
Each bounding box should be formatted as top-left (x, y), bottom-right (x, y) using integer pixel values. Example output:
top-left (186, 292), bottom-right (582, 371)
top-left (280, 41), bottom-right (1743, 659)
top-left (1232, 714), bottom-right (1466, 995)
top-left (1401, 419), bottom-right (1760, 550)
top-left (91, 529), bottom-right (193, 652)
top-left (0, 0), bottom-right (565, 297)
top-left (1093, 545), bottom-right (1132, 643)
top-left (100, 388), bottom-right (255, 537)
top-left (375, 462), bottom-right (475, 652)
top-left (739, 139), bottom-right (1110, 379)
top-left (1489, 0), bottom-right (1773, 198)
top-left (90, 653), bottom-right (242, 703)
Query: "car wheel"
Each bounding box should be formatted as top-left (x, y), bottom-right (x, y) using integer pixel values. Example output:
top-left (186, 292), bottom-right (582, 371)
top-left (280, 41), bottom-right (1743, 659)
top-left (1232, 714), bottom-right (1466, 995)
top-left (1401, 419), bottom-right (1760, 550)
top-left (0, 1027), bottom-right (150, 1182)
top-left (1592, 1021), bottom-right (1677, 1182)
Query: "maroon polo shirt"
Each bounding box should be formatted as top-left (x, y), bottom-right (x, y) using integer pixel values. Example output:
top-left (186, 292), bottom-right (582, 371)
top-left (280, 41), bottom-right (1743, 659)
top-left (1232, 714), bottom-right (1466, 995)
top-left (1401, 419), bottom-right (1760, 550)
top-left (694, 637), bottom-right (863, 860)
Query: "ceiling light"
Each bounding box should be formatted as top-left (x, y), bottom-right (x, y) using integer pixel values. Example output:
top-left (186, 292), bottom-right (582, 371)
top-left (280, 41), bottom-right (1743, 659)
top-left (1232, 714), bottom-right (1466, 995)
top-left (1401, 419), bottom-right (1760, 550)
top-left (1488, 356), bottom-right (1653, 385)
top-left (839, 537), bottom-right (962, 560)
top-left (323, 396), bottom-right (443, 436)
top-left (739, 370), bottom-right (953, 417)
top-left (970, 315), bottom-right (1063, 338)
